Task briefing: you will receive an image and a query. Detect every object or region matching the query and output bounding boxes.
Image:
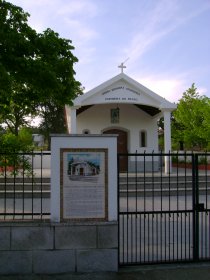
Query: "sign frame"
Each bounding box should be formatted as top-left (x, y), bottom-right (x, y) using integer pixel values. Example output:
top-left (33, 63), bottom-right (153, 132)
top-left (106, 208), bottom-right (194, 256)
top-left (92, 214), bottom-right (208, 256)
top-left (60, 148), bottom-right (108, 222)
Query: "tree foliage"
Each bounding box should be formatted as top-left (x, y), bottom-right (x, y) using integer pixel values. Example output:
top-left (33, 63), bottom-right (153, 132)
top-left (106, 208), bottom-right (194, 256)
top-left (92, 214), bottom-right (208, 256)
top-left (0, 0), bottom-right (81, 135)
top-left (38, 101), bottom-right (67, 149)
top-left (0, 127), bottom-right (34, 175)
top-left (172, 83), bottom-right (210, 150)
top-left (0, 127), bottom-right (33, 152)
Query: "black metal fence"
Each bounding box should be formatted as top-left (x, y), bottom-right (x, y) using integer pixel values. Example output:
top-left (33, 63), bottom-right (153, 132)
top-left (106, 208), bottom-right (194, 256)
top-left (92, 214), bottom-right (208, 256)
top-left (1, 150), bottom-right (210, 265)
top-left (0, 151), bottom-right (50, 221)
top-left (118, 152), bottom-right (210, 265)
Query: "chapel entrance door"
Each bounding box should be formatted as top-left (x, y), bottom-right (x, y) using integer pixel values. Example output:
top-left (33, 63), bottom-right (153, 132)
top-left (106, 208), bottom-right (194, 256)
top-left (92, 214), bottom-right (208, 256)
top-left (103, 129), bottom-right (128, 172)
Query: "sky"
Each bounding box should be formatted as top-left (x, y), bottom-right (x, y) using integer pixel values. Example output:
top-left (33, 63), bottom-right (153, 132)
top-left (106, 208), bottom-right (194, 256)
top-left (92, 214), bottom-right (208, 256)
top-left (9, 0), bottom-right (210, 103)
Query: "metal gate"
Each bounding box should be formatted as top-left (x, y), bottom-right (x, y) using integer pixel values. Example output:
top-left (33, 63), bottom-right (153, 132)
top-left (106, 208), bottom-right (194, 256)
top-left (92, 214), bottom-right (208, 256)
top-left (118, 152), bottom-right (210, 266)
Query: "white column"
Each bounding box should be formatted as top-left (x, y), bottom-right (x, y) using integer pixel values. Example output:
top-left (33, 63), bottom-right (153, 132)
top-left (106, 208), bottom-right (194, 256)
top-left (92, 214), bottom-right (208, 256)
top-left (50, 137), bottom-right (61, 222)
top-left (70, 107), bottom-right (77, 133)
top-left (163, 110), bottom-right (172, 173)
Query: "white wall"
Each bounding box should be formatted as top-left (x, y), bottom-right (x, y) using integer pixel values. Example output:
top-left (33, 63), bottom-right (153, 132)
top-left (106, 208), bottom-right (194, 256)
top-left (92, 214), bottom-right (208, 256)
top-left (27, 152), bottom-right (51, 169)
top-left (77, 103), bottom-right (159, 154)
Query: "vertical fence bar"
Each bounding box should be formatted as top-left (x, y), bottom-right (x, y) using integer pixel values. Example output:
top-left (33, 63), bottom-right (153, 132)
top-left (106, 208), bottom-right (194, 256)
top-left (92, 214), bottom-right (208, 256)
top-left (126, 155), bottom-right (129, 263)
top-left (160, 151), bottom-right (163, 212)
top-left (176, 152), bottom-right (179, 212)
top-left (169, 152), bottom-right (171, 212)
top-left (205, 153), bottom-right (208, 259)
top-left (130, 212), bottom-right (133, 263)
top-left (156, 213), bottom-right (158, 262)
top-left (147, 213), bottom-right (150, 262)
top-left (181, 212), bottom-right (183, 260)
top-left (152, 152), bottom-right (154, 261)
top-left (204, 153), bottom-right (208, 259)
top-left (40, 150), bottom-right (43, 219)
top-left (192, 153), bottom-right (196, 260)
top-left (164, 212), bottom-right (167, 262)
top-left (192, 153), bottom-right (199, 261)
top-left (195, 154), bottom-right (200, 261)
top-left (189, 153), bottom-right (192, 260)
top-left (201, 211), bottom-right (204, 258)
top-left (135, 152), bottom-right (137, 214)
top-left (31, 151), bottom-right (34, 219)
top-left (143, 152), bottom-right (146, 262)
top-left (22, 153), bottom-right (25, 219)
top-left (172, 212), bottom-right (175, 261)
top-left (13, 151), bottom-right (16, 219)
top-left (168, 152), bottom-right (171, 261)
top-left (4, 153), bottom-right (7, 220)
top-left (140, 213), bottom-right (142, 262)
top-left (126, 155), bottom-right (129, 213)
top-left (135, 152), bottom-right (138, 263)
top-left (184, 151), bottom-right (187, 259)
top-left (117, 153), bottom-right (121, 266)
top-left (143, 151), bottom-right (146, 213)
top-left (205, 153), bottom-right (208, 210)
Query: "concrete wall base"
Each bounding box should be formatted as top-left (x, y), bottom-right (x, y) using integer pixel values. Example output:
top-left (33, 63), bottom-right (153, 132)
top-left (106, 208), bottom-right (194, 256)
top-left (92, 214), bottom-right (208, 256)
top-left (0, 222), bottom-right (118, 274)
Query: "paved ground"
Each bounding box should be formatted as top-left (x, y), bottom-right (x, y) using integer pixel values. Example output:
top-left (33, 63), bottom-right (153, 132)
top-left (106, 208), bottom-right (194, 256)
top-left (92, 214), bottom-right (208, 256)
top-left (0, 263), bottom-right (210, 280)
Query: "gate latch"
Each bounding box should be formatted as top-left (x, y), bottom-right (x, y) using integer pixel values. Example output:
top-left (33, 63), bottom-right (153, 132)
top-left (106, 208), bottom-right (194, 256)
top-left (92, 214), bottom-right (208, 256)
top-left (196, 203), bottom-right (205, 211)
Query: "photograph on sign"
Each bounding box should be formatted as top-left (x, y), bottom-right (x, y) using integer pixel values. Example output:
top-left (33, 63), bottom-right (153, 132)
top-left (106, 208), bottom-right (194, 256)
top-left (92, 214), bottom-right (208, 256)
top-left (60, 149), bottom-right (107, 221)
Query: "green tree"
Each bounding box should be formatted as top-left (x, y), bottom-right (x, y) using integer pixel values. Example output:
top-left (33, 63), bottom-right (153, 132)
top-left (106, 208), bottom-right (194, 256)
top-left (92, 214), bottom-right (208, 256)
top-left (172, 83), bottom-right (210, 150)
top-left (0, 0), bottom-right (81, 135)
top-left (38, 101), bottom-right (67, 149)
top-left (0, 81), bottom-right (37, 135)
top-left (0, 128), bottom-right (33, 150)
top-left (0, 128), bottom-right (34, 175)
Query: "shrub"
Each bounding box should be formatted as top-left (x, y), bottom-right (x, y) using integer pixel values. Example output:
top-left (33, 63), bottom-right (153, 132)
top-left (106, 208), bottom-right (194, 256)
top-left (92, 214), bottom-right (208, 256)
top-left (0, 129), bottom-right (34, 176)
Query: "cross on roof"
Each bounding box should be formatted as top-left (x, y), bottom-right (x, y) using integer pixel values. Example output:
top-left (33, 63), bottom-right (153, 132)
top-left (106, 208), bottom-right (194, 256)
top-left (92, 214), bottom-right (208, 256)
top-left (118, 62), bottom-right (127, 73)
top-left (118, 58), bottom-right (129, 73)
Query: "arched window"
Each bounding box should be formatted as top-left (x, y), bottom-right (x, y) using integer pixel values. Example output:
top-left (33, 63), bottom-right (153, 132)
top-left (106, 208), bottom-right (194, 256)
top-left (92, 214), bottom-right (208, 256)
top-left (140, 130), bottom-right (147, 147)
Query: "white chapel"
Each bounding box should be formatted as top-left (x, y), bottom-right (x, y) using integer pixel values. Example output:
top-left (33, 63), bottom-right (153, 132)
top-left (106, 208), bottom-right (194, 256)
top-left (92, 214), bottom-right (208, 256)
top-left (65, 70), bottom-right (176, 171)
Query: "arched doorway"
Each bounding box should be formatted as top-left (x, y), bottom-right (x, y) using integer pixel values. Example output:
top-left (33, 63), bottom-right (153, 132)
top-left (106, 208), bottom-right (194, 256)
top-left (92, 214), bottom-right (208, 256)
top-left (103, 129), bottom-right (128, 172)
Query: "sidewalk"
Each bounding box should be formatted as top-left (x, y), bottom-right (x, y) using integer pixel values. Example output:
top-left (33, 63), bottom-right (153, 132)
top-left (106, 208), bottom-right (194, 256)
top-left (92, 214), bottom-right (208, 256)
top-left (0, 263), bottom-right (210, 280)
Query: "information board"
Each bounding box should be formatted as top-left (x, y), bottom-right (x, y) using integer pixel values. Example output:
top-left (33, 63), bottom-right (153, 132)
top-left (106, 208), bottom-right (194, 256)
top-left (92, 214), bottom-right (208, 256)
top-left (60, 149), bottom-right (108, 221)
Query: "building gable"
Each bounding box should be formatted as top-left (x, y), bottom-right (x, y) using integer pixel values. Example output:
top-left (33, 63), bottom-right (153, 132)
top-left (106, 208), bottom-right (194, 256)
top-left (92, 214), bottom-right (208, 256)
top-left (73, 73), bottom-right (176, 111)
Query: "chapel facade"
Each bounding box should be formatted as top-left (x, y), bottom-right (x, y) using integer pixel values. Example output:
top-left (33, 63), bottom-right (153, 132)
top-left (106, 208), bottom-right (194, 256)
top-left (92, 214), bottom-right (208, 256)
top-left (65, 72), bottom-right (176, 172)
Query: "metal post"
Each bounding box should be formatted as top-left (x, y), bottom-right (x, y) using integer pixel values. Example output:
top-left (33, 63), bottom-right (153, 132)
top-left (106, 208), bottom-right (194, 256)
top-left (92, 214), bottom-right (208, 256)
top-left (192, 153), bottom-right (199, 261)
